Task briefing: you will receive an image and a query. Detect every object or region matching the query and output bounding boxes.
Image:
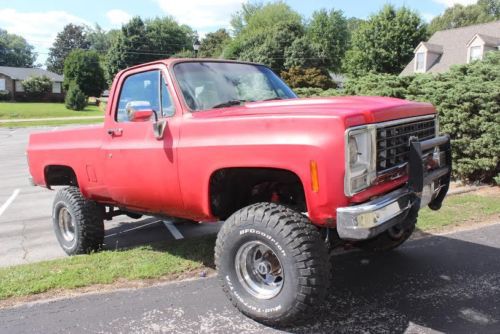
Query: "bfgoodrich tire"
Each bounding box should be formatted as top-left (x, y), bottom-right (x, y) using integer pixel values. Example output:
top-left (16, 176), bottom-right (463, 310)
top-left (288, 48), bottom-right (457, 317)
top-left (52, 187), bottom-right (104, 255)
top-left (215, 203), bottom-right (330, 326)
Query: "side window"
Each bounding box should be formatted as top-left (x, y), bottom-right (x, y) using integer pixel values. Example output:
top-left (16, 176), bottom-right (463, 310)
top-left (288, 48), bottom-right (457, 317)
top-left (161, 77), bottom-right (175, 117)
top-left (116, 71), bottom-right (160, 122)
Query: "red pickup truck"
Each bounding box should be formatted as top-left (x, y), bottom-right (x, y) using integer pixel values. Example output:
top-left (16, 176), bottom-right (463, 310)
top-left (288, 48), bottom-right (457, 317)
top-left (27, 59), bottom-right (451, 325)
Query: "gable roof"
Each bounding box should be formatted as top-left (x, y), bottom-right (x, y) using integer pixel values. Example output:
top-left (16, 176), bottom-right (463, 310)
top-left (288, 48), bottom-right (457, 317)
top-left (401, 20), bottom-right (500, 75)
top-left (415, 42), bottom-right (444, 54)
top-left (467, 33), bottom-right (500, 47)
top-left (0, 66), bottom-right (64, 81)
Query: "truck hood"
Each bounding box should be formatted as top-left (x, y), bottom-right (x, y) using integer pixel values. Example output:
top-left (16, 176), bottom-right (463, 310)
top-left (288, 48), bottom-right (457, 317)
top-left (191, 96), bottom-right (435, 128)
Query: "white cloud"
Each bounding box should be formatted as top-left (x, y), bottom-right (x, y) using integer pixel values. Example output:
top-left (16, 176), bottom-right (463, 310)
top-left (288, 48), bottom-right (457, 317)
top-left (0, 9), bottom-right (89, 65)
top-left (0, 9), bottom-right (89, 49)
top-left (106, 9), bottom-right (132, 27)
top-left (156, 0), bottom-right (245, 33)
top-left (433, 0), bottom-right (478, 7)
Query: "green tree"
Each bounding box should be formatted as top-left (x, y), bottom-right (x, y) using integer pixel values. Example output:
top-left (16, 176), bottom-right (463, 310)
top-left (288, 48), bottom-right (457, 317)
top-left (47, 24), bottom-right (90, 74)
top-left (63, 49), bottom-right (106, 97)
top-left (224, 2), bottom-right (305, 73)
top-left (106, 16), bottom-right (194, 81)
top-left (307, 9), bottom-right (348, 72)
top-left (85, 24), bottom-right (115, 53)
top-left (428, 0), bottom-right (500, 34)
top-left (199, 29), bottom-right (231, 58)
top-left (343, 5), bottom-right (428, 77)
top-left (284, 37), bottom-right (320, 69)
top-left (0, 29), bottom-right (37, 67)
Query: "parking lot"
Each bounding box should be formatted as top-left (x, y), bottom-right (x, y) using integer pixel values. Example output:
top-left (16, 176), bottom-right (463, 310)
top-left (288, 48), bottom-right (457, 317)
top-left (0, 127), bottom-right (221, 268)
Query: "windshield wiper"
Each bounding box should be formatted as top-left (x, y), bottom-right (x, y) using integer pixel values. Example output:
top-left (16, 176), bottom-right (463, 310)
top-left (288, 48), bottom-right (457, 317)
top-left (212, 100), bottom-right (246, 109)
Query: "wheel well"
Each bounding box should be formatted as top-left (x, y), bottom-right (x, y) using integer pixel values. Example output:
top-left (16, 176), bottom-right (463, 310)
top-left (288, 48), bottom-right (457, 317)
top-left (44, 165), bottom-right (78, 188)
top-left (209, 168), bottom-right (306, 220)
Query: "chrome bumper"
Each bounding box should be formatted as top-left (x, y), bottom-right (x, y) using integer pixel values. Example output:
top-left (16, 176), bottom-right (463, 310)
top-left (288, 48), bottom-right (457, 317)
top-left (336, 135), bottom-right (451, 241)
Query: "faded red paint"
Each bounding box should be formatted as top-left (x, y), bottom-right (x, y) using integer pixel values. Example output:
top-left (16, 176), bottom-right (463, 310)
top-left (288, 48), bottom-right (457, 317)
top-left (26, 59), bottom-right (436, 226)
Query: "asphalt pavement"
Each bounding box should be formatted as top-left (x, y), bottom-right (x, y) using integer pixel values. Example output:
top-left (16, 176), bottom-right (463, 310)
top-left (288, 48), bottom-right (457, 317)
top-left (0, 127), bottom-right (221, 268)
top-left (1, 223), bottom-right (500, 334)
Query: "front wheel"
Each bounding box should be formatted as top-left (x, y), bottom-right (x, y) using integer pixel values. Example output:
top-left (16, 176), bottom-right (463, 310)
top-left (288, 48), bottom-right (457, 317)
top-left (52, 187), bottom-right (104, 255)
top-left (215, 203), bottom-right (330, 326)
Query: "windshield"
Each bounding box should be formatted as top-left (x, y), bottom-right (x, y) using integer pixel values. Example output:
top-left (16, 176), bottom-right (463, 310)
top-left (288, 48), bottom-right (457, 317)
top-left (173, 62), bottom-right (297, 111)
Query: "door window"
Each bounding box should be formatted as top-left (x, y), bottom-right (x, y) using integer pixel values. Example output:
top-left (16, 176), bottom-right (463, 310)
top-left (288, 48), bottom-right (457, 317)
top-left (161, 76), bottom-right (175, 117)
top-left (116, 70), bottom-right (176, 122)
top-left (116, 71), bottom-right (160, 122)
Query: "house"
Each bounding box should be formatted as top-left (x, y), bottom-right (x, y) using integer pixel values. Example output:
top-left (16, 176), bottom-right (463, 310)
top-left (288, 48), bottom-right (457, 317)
top-left (0, 66), bottom-right (64, 101)
top-left (401, 20), bottom-right (500, 75)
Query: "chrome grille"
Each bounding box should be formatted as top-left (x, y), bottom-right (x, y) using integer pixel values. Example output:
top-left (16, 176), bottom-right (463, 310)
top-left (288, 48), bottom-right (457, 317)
top-left (377, 118), bottom-right (436, 172)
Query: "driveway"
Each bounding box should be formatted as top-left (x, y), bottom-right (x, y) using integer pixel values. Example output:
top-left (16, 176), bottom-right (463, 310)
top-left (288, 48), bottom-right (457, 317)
top-left (1, 223), bottom-right (500, 333)
top-left (0, 127), bottom-right (221, 268)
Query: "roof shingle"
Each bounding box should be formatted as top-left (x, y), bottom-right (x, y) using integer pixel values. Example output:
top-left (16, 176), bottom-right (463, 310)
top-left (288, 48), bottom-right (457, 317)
top-left (0, 66), bottom-right (64, 81)
top-left (401, 20), bottom-right (500, 75)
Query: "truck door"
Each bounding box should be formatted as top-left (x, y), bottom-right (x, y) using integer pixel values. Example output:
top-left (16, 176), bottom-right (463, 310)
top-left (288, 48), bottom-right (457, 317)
top-left (102, 67), bottom-right (183, 215)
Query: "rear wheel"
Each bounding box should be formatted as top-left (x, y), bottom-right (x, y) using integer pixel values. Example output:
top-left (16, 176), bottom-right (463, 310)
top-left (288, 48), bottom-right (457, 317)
top-left (215, 203), bottom-right (330, 326)
top-left (52, 187), bottom-right (104, 255)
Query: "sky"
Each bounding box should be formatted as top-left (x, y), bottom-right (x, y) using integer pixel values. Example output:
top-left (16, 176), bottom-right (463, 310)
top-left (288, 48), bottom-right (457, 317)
top-left (0, 0), bottom-right (479, 66)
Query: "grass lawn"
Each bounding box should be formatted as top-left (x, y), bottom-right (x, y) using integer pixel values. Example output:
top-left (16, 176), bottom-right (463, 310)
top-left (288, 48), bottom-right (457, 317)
top-left (417, 192), bottom-right (500, 231)
top-left (0, 190), bottom-right (498, 302)
top-left (0, 102), bottom-right (103, 119)
top-left (0, 235), bottom-right (215, 300)
top-left (0, 118), bottom-right (103, 128)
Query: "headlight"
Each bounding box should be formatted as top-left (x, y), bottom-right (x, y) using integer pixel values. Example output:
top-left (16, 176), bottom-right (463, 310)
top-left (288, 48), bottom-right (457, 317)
top-left (345, 125), bottom-right (377, 196)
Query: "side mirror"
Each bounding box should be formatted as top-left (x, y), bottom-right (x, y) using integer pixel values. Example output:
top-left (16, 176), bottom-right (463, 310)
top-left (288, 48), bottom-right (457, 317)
top-left (153, 119), bottom-right (167, 140)
top-left (126, 101), bottom-right (156, 122)
top-left (130, 109), bottom-right (154, 122)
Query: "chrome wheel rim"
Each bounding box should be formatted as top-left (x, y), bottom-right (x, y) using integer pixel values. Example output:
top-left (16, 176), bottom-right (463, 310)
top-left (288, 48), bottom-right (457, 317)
top-left (58, 207), bottom-right (75, 242)
top-left (235, 241), bottom-right (284, 299)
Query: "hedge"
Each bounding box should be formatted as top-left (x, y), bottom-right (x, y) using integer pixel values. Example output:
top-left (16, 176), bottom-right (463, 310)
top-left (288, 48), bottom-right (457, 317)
top-left (294, 52), bottom-right (500, 184)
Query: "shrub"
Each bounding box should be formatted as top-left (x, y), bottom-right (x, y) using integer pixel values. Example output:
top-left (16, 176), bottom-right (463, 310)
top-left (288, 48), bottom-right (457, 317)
top-left (343, 73), bottom-right (415, 98)
top-left (294, 87), bottom-right (343, 98)
top-left (65, 84), bottom-right (87, 111)
top-left (0, 90), bottom-right (11, 101)
top-left (281, 66), bottom-right (335, 89)
top-left (22, 76), bottom-right (52, 100)
top-left (406, 52), bottom-right (500, 184)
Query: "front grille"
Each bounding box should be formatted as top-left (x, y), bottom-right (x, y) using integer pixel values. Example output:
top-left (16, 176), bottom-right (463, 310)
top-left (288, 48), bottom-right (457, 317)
top-left (376, 118), bottom-right (436, 172)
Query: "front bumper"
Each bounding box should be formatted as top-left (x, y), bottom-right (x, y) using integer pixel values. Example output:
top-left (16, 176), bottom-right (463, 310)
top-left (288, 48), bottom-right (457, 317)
top-left (336, 135), bottom-right (451, 240)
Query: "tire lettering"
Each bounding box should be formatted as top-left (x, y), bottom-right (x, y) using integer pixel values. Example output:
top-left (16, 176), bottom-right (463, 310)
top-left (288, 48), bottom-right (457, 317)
top-left (239, 229), bottom-right (286, 257)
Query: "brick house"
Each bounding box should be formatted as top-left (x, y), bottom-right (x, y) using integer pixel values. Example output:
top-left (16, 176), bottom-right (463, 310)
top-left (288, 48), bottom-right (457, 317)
top-left (0, 66), bottom-right (64, 102)
top-left (401, 20), bottom-right (500, 75)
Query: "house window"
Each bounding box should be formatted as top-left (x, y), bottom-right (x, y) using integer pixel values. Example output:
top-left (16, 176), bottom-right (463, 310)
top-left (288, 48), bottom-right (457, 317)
top-left (469, 46), bottom-right (482, 62)
top-left (52, 82), bottom-right (62, 94)
top-left (415, 52), bottom-right (425, 72)
top-left (0, 79), bottom-right (5, 91)
top-left (15, 81), bottom-right (24, 92)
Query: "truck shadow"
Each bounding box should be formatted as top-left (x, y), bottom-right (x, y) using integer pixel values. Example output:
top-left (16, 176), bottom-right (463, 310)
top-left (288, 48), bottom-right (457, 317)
top-left (285, 227), bottom-right (500, 334)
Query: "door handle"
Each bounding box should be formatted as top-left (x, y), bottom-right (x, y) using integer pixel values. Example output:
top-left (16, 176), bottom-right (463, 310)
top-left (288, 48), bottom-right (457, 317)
top-left (107, 128), bottom-right (123, 136)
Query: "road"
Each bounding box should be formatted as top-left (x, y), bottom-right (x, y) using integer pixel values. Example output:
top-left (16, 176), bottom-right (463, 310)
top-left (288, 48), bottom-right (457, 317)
top-left (1, 223), bottom-right (500, 334)
top-left (0, 127), bottom-right (221, 268)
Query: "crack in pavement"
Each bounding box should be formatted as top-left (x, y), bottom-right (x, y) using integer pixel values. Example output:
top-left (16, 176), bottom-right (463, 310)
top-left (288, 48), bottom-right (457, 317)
top-left (20, 220), bottom-right (29, 261)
